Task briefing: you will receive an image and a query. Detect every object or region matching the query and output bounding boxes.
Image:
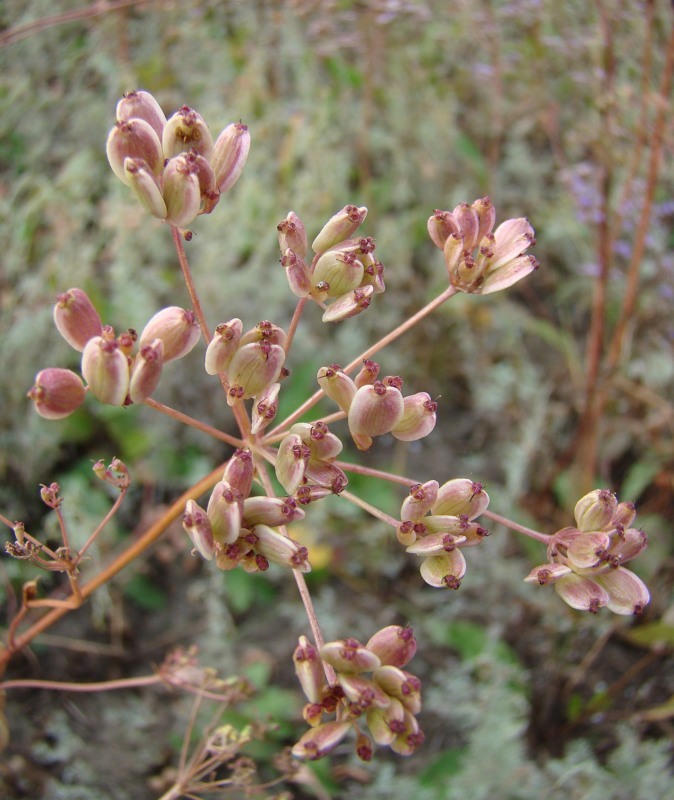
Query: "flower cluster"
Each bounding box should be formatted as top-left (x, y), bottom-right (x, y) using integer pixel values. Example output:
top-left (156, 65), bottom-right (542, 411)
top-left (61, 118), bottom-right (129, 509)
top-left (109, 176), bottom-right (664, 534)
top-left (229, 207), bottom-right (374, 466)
top-left (278, 206), bottom-right (385, 322)
top-left (106, 90), bottom-right (250, 229)
top-left (292, 625), bottom-right (423, 761)
top-left (397, 479), bottom-right (490, 589)
top-left (28, 288), bottom-right (199, 417)
top-left (182, 448), bottom-right (311, 573)
top-left (428, 196), bottom-right (539, 294)
top-left (525, 489), bottom-right (650, 614)
top-left (317, 362), bottom-right (437, 451)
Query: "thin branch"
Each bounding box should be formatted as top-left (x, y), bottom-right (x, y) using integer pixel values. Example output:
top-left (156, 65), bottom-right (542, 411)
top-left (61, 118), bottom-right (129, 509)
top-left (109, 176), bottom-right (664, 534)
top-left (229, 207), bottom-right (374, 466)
top-left (144, 397), bottom-right (244, 448)
top-left (482, 509), bottom-right (551, 544)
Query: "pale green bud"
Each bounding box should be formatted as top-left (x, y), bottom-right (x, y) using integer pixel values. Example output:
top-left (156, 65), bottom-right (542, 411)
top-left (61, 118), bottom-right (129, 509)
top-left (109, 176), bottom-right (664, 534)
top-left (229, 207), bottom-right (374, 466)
top-left (162, 155), bottom-right (202, 228)
top-left (312, 205), bottom-right (368, 253)
top-left (81, 336), bottom-right (130, 406)
top-left (312, 251), bottom-right (364, 298)
top-left (124, 157), bottom-right (167, 219)
top-left (225, 341), bottom-right (286, 406)
top-left (574, 489), bottom-right (617, 532)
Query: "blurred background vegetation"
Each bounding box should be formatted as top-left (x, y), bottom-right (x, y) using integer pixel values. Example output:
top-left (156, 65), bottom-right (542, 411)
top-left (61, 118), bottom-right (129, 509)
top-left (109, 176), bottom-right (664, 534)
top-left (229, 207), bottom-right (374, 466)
top-left (0, 1), bottom-right (673, 798)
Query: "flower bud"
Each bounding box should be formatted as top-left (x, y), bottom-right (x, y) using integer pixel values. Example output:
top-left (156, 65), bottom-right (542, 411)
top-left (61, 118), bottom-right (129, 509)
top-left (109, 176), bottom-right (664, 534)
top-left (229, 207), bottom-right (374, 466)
top-left (405, 532), bottom-right (467, 555)
top-left (320, 638), bottom-right (381, 674)
top-left (366, 626), bottom-right (417, 669)
top-left (124, 157), bottom-right (168, 219)
top-left (243, 495), bottom-right (305, 528)
top-left (338, 673), bottom-right (390, 710)
top-left (612, 501), bottom-right (636, 530)
top-left (354, 359), bottom-right (379, 388)
top-left (472, 196), bottom-right (496, 243)
top-left (93, 457), bottom-right (130, 489)
top-left (205, 319), bottom-right (243, 375)
top-left (432, 479), bottom-right (489, 519)
top-left (81, 336), bottom-right (130, 405)
top-left (253, 524), bottom-right (311, 572)
top-left (276, 433), bottom-right (310, 494)
top-left (162, 155), bottom-right (202, 228)
top-left (106, 118), bottom-right (163, 185)
top-left (312, 205), bottom-right (368, 253)
top-left (443, 232), bottom-right (464, 277)
top-left (317, 364), bottom-right (356, 413)
top-left (453, 202), bottom-right (480, 251)
top-left (239, 320), bottom-right (287, 348)
top-left (390, 709), bottom-right (425, 756)
top-left (427, 209), bottom-right (460, 249)
top-left (280, 249), bottom-right (312, 298)
top-left (53, 288), bottom-right (103, 352)
top-left (277, 212), bottom-right (308, 258)
top-left (116, 90), bottom-right (167, 139)
top-left (211, 122), bottom-right (251, 193)
top-left (207, 480), bottom-right (243, 545)
top-left (574, 489), bottom-right (617, 532)
top-left (348, 382), bottom-right (405, 439)
top-left (294, 635), bottom-right (325, 704)
top-left (28, 368), bottom-right (86, 419)
top-left (419, 551), bottom-right (467, 589)
top-left (291, 721), bottom-right (351, 761)
top-left (162, 105), bottom-right (214, 160)
top-left (322, 286), bottom-right (374, 323)
top-left (182, 499), bottom-right (215, 560)
top-left (373, 666), bottom-right (422, 714)
top-left (400, 481), bottom-right (439, 521)
top-left (365, 697), bottom-right (405, 746)
top-left (251, 382), bottom-right (280, 434)
top-left (139, 306), bottom-right (201, 363)
top-left (225, 342), bottom-right (286, 406)
top-left (129, 338), bottom-right (164, 403)
top-left (356, 732), bottom-right (373, 762)
top-left (221, 448), bottom-right (254, 498)
top-left (312, 251), bottom-right (364, 298)
top-left (391, 392), bottom-right (437, 441)
top-left (295, 485), bottom-right (334, 505)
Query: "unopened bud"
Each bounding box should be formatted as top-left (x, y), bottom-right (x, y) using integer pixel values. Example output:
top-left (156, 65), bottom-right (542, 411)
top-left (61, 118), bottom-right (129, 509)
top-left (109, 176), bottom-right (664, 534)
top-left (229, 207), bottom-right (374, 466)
top-left (391, 392), bottom-right (437, 441)
top-left (365, 697), bottom-right (406, 746)
top-left (312, 251), bottom-right (364, 298)
top-left (139, 306), bottom-right (200, 362)
top-left (275, 433), bottom-right (310, 494)
top-left (354, 360), bottom-right (380, 388)
top-left (243, 495), bottom-right (305, 528)
top-left (207, 480), bottom-right (243, 545)
top-left (205, 318), bottom-right (243, 375)
top-left (28, 368), bottom-right (86, 419)
top-left (221, 448), bottom-right (255, 499)
top-left (278, 212), bottom-right (308, 258)
top-left (239, 320), bottom-right (287, 348)
top-left (366, 625), bottom-right (417, 668)
top-left (293, 635), bottom-right (325, 704)
top-left (291, 721), bottom-right (351, 761)
top-left (317, 364), bottom-right (357, 413)
top-left (432, 479), bottom-right (489, 519)
top-left (320, 638), bottom-right (381, 674)
top-left (129, 338), bottom-right (164, 403)
top-left (574, 489), bottom-right (617, 532)
top-left (373, 665), bottom-right (422, 714)
top-left (182, 499), bottom-right (215, 560)
top-left (162, 105), bottom-right (214, 160)
top-left (106, 118), bottom-right (163, 185)
top-left (93, 457), bottom-right (130, 489)
top-left (322, 285), bottom-right (374, 323)
top-left (427, 209), bottom-right (460, 249)
top-left (472, 196), bottom-right (496, 243)
top-left (338, 673), bottom-right (390, 710)
top-left (313, 205), bottom-right (368, 253)
top-left (348, 382), bottom-right (405, 439)
top-left (53, 288), bottom-right (103, 352)
top-left (116, 90), bottom-right (167, 139)
top-left (253, 524), bottom-right (311, 572)
top-left (162, 155), bottom-right (202, 228)
top-left (280, 249), bottom-right (312, 298)
top-left (225, 342), bottom-right (286, 406)
top-left (453, 202), bottom-right (480, 251)
top-left (124, 157), bottom-right (168, 219)
top-left (81, 336), bottom-right (130, 405)
top-left (211, 122), bottom-right (251, 193)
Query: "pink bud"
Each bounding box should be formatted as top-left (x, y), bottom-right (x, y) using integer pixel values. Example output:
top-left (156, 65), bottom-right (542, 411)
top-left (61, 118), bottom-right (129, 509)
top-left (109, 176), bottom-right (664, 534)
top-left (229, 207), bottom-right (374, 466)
top-left (312, 251), bottom-right (364, 298)
top-left (251, 382), bottom-right (280, 434)
top-left (432, 479), bottom-right (489, 519)
top-left (366, 625), bottom-right (417, 668)
top-left (162, 105), bottom-right (214, 160)
top-left (221, 448), bottom-right (255, 498)
top-left (116, 90), bottom-right (167, 139)
top-left (278, 211), bottom-right (308, 258)
top-left (205, 318), bottom-right (243, 375)
top-left (162, 155), bottom-right (202, 229)
top-left (348, 382), bottom-right (405, 439)
top-left (207, 480), bottom-right (243, 545)
top-left (338, 673), bottom-right (391, 710)
top-left (106, 118), bottom-right (164, 185)
top-left (81, 336), bottom-right (130, 405)
top-left (182, 499), bottom-right (215, 560)
top-left (453, 202), bottom-right (480, 251)
top-left (280, 249), bottom-right (312, 298)
top-left (322, 285), bottom-right (374, 323)
top-left (253, 524), bottom-right (311, 572)
top-left (320, 638), bottom-right (381, 674)
top-left (129, 338), bottom-right (164, 403)
top-left (276, 433), bottom-right (310, 494)
top-left (574, 489), bottom-right (617, 532)
top-left (317, 364), bottom-right (357, 413)
top-left (427, 209), bottom-right (461, 250)
top-left (239, 320), bottom-right (287, 348)
top-left (139, 306), bottom-right (200, 362)
top-left (373, 665), bottom-right (422, 714)
top-left (28, 368), bottom-right (86, 419)
top-left (293, 635), bottom-right (326, 704)
top-left (291, 721), bottom-right (352, 761)
top-left (53, 288), bottom-right (103, 352)
top-left (391, 392), bottom-right (437, 442)
top-left (312, 205), bottom-right (368, 253)
top-left (211, 122), bottom-right (251, 193)
top-left (243, 495), bottom-right (305, 528)
top-left (124, 158), bottom-right (168, 219)
top-left (225, 342), bottom-right (286, 406)
top-left (472, 196), bottom-right (496, 243)
top-left (354, 359), bottom-right (380, 388)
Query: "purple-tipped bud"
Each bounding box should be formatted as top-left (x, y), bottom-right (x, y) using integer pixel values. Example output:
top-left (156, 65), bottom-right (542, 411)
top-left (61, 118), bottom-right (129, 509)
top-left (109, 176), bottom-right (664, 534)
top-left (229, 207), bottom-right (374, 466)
top-left (53, 288), bottom-right (103, 352)
top-left (182, 499), bottom-right (215, 560)
top-left (317, 364), bottom-right (357, 413)
top-left (443, 232), bottom-right (464, 277)
top-left (278, 211), bottom-right (308, 258)
top-left (366, 625), bottom-right (417, 669)
top-left (312, 205), bottom-right (368, 253)
top-left (348, 382), bottom-right (405, 439)
top-left (354, 359), bottom-right (380, 388)
top-left (427, 209), bottom-right (460, 249)
top-left (106, 118), bottom-right (164, 185)
top-left (390, 709), bottom-right (425, 756)
top-left (366, 697), bottom-right (405, 746)
top-left (205, 318), bottom-right (243, 375)
top-left (294, 635), bottom-right (325, 704)
top-left (391, 392), bottom-right (437, 442)
top-left (162, 155), bottom-right (202, 228)
top-left (356, 732), bottom-right (373, 762)
top-left (291, 721), bottom-right (352, 761)
top-left (139, 306), bottom-right (200, 363)
top-left (128, 338), bottom-right (164, 403)
top-left (211, 122), bottom-right (251, 193)
top-left (295, 485), bottom-right (334, 505)
top-left (207, 480), bottom-right (243, 545)
top-left (28, 368), bottom-right (86, 419)
top-left (243, 495), bottom-right (305, 528)
top-left (432, 479), bottom-right (490, 519)
top-left (225, 342), bottom-right (286, 406)
top-left (81, 336), bottom-right (130, 405)
top-left (322, 285), bottom-right (374, 323)
top-left (93, 457), bottom-right (130, 489)
top-left (312, 251), bottom-right (364, 298)
top-left (239, 320), bottom-right (287, 348)
top-left (400, 481), bottom-right (439, 521)
top-left (251, 382), bottom-right (280, 434)
top-left (373, 666), bottom-right (422, 714)
top-left (320, 638), bottom-right (381, 674)
top-left (338, 673), bottom-right (391, 710)
top-left (116, 90), bottom-right (167, 139)
top-left (221, 448), bottom-right (255, 498)
top-left (276, 433), bottom-right (310, 494)
top-left (253, 524), bottom-right (311, 572)
top-left (162, 105), bottom-right (214, 160)
top-left (280, 249), bottom-right (312, 298)
top-left (574, 489), bottom-right (617, 532)
top-left (124, 157), bottom-right (168, 219)
top-left (453, 202), bottom-right (480, 251)
top-left (419, 551), bottom-right (467, 589)
top-left (612, 501), bottom-right (636, 530)
top-left (472, 196), bottom-right (496, 243)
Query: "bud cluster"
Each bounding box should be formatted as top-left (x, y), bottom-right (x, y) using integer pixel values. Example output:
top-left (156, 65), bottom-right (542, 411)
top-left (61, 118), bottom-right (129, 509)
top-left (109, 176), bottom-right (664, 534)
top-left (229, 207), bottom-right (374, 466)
top-left (524, 489), bottom-right (650, 615)
top-left (278, 206), bottom-right (385, 322)
top-left (182, 448), bottom-right (310, 573)
top-left (398, 479), bottom-right (490, 589)
top-left (291, 625), bottom-right (423, 761)
top-left (205, 319), bottom-right (287, 412)
top-left (428, 196), bottom-right (539, 294)
top-left (276, 421), bottom-right (348, 496)
top-left (317, 362), bottom-right (437, 451)
top-left (106, 90), bottom-right (251, 229)
top-left (28, 288), bottom-right (200, 417)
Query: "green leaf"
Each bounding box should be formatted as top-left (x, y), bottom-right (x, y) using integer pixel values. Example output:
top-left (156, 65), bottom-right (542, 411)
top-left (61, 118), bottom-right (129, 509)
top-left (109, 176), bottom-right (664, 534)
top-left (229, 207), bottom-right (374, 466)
top-left (123, 573), bottom-right (167, 610)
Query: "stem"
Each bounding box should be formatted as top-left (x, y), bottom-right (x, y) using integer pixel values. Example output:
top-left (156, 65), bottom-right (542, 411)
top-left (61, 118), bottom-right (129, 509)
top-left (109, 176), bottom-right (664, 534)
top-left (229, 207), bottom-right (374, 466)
top-left (144, 397), bottom-right (244, 448)
top-left (74, 487), bottom-right (128, 563)
top-left (482, 509), bottom-right (551, 544)
top-left (0, 674), bottom-right (161, 693)
top-left (171, 226), bottom-right (211, 343)
top-left (336, 461), bottom-right (416, 487)
top-left (285, 297), bottom-right (308, 355)
top-left (339, 490), bottom-right (398, 528)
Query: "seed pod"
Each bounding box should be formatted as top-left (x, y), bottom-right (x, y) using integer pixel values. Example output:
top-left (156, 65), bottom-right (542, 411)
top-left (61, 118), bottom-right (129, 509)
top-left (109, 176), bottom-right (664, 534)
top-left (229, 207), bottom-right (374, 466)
top-left (322, 285), bottom-right (373, 323)
top-left (317, 364), bottom-right (356, 413)
top-left (242, 495), bottom-right (305, 528)
top-left (28, 368), bottom-right (86, 419)
top-left (253, 524), bottom-right (310, 572)
top-left (291, 721), bottom-right (352, 761)
top-left (293, 635), bottom-right (325, 704)
top-left (312, 251), bottom-right (364, 298)
top-left (320, 638), bottom-right (381, 674)
top-left (53, 288), bottom-right (103, 352)
top-left (427, 209), bottom-right (460, 250)
top-left (472, 196), bottom-right (496, 243)
top-left (207, 480), bottom-right (243, 545)
top-left (280, 249), bottom-right (312, 298)
top-left (574, 489), bottom-right (617, 532)
top-left (276, 433), bottom-right (310, 494)
top-left (366, 625), bottom-right (417, 669)
top-left (225, 341), bottom-right (286, 406)
top-left (432, 478), bottom-right (489, 519)
top-left (221, 448), bottom-right (255, 498)
top-left (251, 382), bottom-right (280, 434)
top-left (453, 202), bottom-right (480, 251)
top-left (162, 155), bottom-right (202, 229)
